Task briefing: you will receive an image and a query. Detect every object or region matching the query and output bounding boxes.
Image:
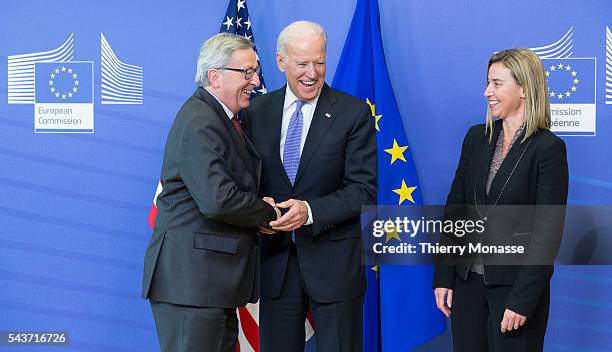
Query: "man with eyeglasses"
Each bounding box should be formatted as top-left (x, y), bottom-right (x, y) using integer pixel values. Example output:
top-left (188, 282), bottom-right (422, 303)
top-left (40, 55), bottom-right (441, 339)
top-left (242, 21), bottom-right (377, 352)
top-left (142, 33), bottom-right (280, 352)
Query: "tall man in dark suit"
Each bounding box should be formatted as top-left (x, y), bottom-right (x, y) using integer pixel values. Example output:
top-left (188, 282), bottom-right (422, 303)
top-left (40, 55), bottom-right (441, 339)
top-left (142, 33), bottom-right (279, 352)
top-left (242, 21), bottom-right (377, 352)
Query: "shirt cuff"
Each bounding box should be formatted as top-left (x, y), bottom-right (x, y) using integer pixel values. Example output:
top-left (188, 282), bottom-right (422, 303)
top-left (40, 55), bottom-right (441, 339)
top-left (304, 201), bottom-right (314, 225)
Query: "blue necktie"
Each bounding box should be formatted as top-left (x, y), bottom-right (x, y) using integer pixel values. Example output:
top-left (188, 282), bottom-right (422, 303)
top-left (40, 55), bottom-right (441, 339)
top-left (283, 100), bottom-right (304, 243)
top-left (283, 100), bottom-right (304, 184)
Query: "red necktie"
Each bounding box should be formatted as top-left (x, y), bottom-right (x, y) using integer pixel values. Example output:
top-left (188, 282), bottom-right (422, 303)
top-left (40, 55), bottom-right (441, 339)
top-left (231, 116), bottom-right (245, 141)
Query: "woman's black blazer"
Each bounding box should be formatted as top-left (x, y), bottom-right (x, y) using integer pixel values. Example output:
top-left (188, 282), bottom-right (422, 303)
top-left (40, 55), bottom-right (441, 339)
top-left (433, 119), bottom-right (568, 318)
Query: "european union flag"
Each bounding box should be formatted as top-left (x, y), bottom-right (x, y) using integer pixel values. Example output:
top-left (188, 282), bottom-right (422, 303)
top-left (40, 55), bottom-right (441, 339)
top-left (35, 62), bottom-right (93, 104)
top-left (332, 0), bottom-right (446, 350)
top-left (541, 58), bottom-right (595, 104)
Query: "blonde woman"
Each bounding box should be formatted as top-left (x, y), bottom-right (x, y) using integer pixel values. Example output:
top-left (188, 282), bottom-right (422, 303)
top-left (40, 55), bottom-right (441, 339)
top-left (433, 48), bottom-right (568, 351)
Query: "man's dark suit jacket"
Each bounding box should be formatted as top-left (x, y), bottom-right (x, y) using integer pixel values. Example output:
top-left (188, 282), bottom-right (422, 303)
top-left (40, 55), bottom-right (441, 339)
top-left (242, 84), bottom-right (377, 303)
top-left (433, 120), bottom-right (568, 318)
top-left (142, 87), bottom-right (277, 308)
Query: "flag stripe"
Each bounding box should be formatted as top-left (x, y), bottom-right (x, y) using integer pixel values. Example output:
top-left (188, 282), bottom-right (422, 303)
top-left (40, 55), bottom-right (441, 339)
top-left (238, 306), bottom-right (260, 352)
top-left (147, 204), bottom-right (157, 229)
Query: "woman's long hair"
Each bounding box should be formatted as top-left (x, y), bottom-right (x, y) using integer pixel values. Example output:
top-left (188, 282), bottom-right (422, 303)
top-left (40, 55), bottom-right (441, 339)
top-left (485, 48), bottom-right (551, 142)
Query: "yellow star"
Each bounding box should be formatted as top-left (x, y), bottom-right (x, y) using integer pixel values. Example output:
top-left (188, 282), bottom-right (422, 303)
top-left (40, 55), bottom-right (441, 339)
top-left (50, 87), bottom-right (55, 93)
top-left (68, 68), bottom-right (73, 73)
top-left (73, 73), bottom-right (77, 79)
top-left (75, 80), bottom-right (79, 86)
top-left (50, 73), bottom-right (55, 79)
top-left (385, 222), bottom-right (402, 243)
top-left (545, 71), bottom-right (550, 77)
top-left (557, 94), bottom-right (563, 99)
top-left (549, 91), bottom-right (556, 97)
top-left (54, 68), bottom-right (60, 74)
top-left (366, 98), bottom-right (383, 132)
top-left (557, 63), bottom-right (564, 69)
top-left (573, 78), bottom-right (579, 84)
top-left (73, 87), bottom-right (78, 92)
top-left (565, 91), bottom-right (571, 97)
top-left (566, 65), bottom-right (571, 71)
top-left (48, 80), bottom-right (53, 85)
top-left (61, 66), bottom-right (66, 72)
top-left (571, 71), bottom-right (577, 76)
top-left (68, 92), bottom-right (73, 97)
top-left (61, 94), bottom-right (66, 99)
top-left (549, 66), bottom-right (556, 71)
top-left (55, 92), bottom-right (59, 97)
top-left (393, 179), bottom-right (417, 205)
top-left (366, 98), bottom-right (375, 116)
top-left (571, 86), bottom-right (577, 92)
top-left (374, 114), bottom-right (382, 131)
top-left (384, 139), bottom-right (408, 164)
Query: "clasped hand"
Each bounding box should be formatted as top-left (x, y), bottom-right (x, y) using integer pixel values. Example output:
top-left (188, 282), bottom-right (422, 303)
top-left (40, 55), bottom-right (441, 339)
top-left (257, 197), bottom-right (309, 234)
top-left (258, 197), bottom-right (281, 234)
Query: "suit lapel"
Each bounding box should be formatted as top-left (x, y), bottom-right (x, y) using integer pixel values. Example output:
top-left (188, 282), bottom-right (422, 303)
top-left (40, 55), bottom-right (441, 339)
top-left (266, 89), bottom-right (293, 188)
top-left (198, 88), bottom-right (257, 182)
top-left (229, 121), bottom-right (258, 179)
top-left (244, 135), bottom-right (262, 187)
top-left (293, 84), bottom-right (337, 186)
top-left (474, 121), bottom-right (500, 206)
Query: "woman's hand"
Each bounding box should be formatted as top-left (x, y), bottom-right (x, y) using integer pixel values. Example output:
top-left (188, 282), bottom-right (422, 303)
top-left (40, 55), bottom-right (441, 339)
top-left (434, 287), bottom-right (453, 317)
top-left (500, 308), bottom-right (527, 333)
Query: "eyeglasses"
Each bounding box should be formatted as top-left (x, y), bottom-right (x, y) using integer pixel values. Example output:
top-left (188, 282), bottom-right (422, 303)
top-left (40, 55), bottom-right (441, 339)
top-left (215, 66), bottom-right (260, 80)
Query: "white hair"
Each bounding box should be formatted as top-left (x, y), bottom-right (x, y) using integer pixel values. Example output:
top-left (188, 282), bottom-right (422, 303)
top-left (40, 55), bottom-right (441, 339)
top-left (276, 20), bottom-right (327, 57)
top-left (195, 33), bottom-right (254, 87)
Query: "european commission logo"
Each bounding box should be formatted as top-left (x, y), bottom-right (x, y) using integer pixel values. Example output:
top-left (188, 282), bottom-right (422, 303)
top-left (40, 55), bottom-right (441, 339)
top-left (7, 33), bottom-right (143, 133)
top-left (526, 26), bottom-right (598, 137)
top-left (34, 62), bottom-right (93, 133)
top-left (542, 58), bottom-right (596, 136)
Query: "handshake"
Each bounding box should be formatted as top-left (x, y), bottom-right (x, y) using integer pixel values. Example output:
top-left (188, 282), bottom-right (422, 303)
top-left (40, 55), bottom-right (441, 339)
top-left (258, 196), bottom-right (309, 235)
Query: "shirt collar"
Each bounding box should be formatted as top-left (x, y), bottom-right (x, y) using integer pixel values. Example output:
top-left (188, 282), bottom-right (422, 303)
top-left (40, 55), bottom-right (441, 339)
top-left (283, 85), bottom-right (320, 110)
top-left (205, 87), bottom-right (235, 119)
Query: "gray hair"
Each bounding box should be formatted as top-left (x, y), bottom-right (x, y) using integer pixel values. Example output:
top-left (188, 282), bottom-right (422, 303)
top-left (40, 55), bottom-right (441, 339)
top-left (276, 20), bottom-right (327, 57)
top-left (195, 33), bottom-right (254, 87)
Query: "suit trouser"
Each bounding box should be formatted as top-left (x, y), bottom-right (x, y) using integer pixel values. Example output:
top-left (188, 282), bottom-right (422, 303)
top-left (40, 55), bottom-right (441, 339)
top-left (451, 272), bottom-right (550, 352)
top-left (150, 300), bottom-right (237, 352)
top-left (260, 244), bottom-right (363, 352)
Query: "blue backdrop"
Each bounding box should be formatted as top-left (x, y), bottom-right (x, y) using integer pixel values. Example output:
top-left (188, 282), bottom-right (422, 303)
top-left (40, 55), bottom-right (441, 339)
top-left (1, 1), bottom-right (611, 351)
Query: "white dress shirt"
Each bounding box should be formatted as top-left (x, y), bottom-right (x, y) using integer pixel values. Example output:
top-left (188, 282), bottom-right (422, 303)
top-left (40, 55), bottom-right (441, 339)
top-left (280, 85), bottom-right (319, 225)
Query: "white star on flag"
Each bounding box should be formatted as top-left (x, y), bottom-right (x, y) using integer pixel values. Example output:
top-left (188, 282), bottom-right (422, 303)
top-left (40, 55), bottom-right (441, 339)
top-left (223, 16), bottom-right (233, 30)
top-left (237, 0), bottom-right (246, 11)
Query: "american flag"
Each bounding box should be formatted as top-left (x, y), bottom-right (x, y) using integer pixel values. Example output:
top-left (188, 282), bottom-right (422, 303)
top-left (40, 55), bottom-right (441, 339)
top-left (219, 0), bottom-right (268, 97)
top-left (148, 1), bottom-right (314, 350)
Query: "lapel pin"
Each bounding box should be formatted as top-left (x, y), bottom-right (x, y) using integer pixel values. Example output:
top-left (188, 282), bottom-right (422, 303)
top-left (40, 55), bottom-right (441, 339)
top-left (324, 113), bottom-right (332, 118)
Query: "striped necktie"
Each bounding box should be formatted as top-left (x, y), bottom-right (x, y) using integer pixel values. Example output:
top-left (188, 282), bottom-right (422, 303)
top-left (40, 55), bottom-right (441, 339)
top-left (283, 100), bottom-right (304, 184)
